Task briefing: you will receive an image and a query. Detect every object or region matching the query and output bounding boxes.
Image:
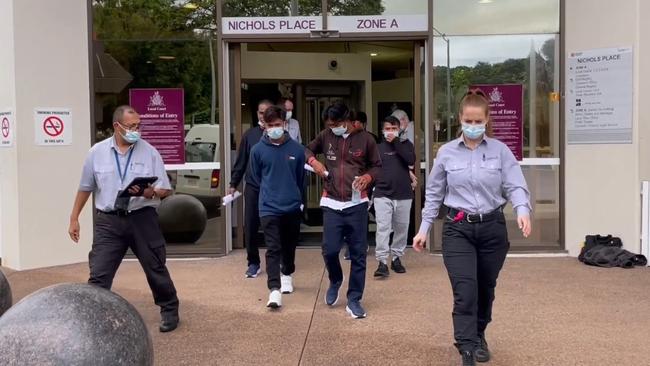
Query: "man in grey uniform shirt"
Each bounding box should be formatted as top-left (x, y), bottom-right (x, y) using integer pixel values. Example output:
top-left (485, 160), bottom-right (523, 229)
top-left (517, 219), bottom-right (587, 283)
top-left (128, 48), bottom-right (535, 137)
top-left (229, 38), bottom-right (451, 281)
top-left (68, 105), bottom-right (180, 333)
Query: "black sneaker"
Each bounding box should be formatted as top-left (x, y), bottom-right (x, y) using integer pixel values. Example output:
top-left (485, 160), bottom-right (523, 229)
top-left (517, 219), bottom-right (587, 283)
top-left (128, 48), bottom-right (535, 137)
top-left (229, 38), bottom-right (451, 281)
top-left (461, 350), bottom-right (476, 366)
top-left (391, 257), bottom-right (406, 273)
top-left (373, 262), bottom-right (389, 277)
top-left (474, 334), bottom-right (490, 362)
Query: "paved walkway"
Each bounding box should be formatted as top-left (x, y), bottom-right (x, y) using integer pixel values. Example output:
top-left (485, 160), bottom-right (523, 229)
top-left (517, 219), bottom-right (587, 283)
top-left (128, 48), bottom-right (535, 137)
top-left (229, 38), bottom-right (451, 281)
top-left (3, 250), bottom-right (650, 365)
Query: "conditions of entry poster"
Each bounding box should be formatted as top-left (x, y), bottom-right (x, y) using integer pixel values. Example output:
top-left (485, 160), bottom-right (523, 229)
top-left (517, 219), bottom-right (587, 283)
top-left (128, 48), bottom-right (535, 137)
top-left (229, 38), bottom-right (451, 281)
top-left (129, 88), bottom-right (185, 164)
top-left (470, 84), bottom-right (524, 161)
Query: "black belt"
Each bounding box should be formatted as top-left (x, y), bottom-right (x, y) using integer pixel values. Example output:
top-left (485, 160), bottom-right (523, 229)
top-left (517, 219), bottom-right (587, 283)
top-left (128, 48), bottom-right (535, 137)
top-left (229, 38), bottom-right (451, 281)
top-left (98, 207), bottom-right (154, 217)
top-left (445, 206), bottom-right (503, 223)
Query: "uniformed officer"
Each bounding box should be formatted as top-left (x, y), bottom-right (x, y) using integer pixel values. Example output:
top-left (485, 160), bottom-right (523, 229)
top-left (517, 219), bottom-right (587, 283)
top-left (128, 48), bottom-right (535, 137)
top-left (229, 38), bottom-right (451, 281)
top-left (68, 105), bottom-right (180, 333)
top-left (413, 90), bottom-right (532, 366)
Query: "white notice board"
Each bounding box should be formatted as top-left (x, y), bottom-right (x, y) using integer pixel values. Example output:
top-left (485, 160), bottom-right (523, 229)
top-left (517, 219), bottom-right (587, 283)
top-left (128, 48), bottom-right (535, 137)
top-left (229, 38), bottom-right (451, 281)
top-left (566, 47), bottom-right (633, 144)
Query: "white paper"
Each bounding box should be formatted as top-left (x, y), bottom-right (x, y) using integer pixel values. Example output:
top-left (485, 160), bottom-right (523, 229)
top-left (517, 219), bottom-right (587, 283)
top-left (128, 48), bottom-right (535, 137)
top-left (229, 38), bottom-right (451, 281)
top-left (304, 163), bottom-right (329, 177)
top-left (222, 191), bottom-right (242, 206)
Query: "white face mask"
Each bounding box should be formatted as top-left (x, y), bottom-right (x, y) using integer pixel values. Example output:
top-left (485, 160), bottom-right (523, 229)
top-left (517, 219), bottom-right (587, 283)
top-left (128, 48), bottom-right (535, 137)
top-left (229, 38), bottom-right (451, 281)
top-left (383, 131), bottom-right (397, 140)
top-left (258, 120), bottom-right (265, 129)
top-left (285, 111), bottom-right (292, 121)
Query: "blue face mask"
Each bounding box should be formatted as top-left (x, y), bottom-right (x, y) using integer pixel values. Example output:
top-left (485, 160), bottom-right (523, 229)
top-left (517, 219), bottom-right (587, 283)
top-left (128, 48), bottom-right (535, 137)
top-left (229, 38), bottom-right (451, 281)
top-left (119, 123), bottom-right (140, 144)
top-left (267, 127), bottom-right (284, 140)
top-left (331, 125), bottom-right (347, 136)
top-left (461, 122), bottom-right (486, 140)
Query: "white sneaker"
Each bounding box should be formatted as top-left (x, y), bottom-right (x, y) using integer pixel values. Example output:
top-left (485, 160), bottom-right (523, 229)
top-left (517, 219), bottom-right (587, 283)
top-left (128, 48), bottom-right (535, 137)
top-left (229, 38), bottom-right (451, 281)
top-left (280, 274), bottom-right (294, 294)
top-left (267, 290), bottom-right (282, 308)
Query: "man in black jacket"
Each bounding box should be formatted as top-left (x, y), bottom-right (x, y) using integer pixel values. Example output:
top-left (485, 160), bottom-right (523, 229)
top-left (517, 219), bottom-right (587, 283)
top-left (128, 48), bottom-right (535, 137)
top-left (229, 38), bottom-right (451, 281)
top-left (229, 99), bottom-right (272, 278)
top-left (372, 116), bottom-right (416, 277)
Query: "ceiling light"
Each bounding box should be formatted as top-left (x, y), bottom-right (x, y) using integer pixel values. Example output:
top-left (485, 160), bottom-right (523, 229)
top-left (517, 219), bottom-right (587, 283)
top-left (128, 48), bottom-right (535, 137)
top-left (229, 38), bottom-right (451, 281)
top-left (370, 53), bottom-right (378, 57)
top-left (158, 56), bottom-right (176, 60)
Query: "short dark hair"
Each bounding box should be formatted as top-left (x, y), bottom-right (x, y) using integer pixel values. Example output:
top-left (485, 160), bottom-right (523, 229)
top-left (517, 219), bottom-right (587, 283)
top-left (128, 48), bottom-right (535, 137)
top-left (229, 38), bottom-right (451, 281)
top-left (322, 102), bottom-right (350, 123)
top-left (112, 105), bottom-right (136, 124)
top-left (350, 110), bottom-right (367, 125)
top-left (263, 105), bottom-right (286, 123)
top-left (383, 115), bottom-right (400, 127)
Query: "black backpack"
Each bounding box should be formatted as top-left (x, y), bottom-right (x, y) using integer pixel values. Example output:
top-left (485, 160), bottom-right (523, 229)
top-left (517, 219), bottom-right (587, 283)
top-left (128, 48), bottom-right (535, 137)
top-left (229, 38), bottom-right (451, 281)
top-left (579, 234), bottom-right (647, 268)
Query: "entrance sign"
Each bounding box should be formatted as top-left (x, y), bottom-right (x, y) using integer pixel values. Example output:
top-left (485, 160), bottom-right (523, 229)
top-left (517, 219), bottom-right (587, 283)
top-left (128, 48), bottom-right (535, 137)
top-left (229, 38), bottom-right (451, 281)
top-left (471, 84), bottom-right (524, 161)
top-left (0, 109), bottom-right (13, 147)
top-left (34, 108), bottom-right (72, 146)
top-left (130, 88), bottom-right (185, 164)
top-left (222, 17), bottom-right (322, 35)
top-left (567, 47), bottom-right (633, 144)
top-left (328, 15), bottom-right (428, 33)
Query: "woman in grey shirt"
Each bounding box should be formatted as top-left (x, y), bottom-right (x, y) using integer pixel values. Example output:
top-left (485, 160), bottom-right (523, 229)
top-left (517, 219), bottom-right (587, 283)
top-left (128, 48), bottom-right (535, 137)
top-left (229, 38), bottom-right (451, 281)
top-left (413, 90), bottom-right (531, 366)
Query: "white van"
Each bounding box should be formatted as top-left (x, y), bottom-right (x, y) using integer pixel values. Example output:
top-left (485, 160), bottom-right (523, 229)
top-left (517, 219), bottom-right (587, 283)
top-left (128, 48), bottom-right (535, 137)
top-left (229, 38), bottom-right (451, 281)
top-left (175, 124), bottom-right (221, 214)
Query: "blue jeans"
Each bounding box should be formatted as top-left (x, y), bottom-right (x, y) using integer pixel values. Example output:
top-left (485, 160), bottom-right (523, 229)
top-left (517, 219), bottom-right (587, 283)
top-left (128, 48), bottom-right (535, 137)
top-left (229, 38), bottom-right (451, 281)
top-left (322, 203), bottom-right (368, 302)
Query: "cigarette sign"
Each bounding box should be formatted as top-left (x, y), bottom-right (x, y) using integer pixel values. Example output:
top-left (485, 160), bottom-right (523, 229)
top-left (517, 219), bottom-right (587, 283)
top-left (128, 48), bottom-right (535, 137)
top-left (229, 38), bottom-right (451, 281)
top-left (35, 108), bottom-right (72, 145)
top-left (0, 109), bottom-right (13, 147)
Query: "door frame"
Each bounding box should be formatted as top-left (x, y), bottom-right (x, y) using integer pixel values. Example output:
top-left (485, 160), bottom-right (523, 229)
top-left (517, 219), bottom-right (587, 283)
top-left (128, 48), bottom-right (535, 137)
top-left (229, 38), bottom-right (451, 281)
top-left (219, 36), bottom-right (432, 252)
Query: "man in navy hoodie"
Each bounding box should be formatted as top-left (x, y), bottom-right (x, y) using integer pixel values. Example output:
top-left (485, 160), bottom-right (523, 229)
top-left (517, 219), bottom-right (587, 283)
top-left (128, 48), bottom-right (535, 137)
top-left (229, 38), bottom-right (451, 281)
top-left (249, 105), bottom-right (305, 308)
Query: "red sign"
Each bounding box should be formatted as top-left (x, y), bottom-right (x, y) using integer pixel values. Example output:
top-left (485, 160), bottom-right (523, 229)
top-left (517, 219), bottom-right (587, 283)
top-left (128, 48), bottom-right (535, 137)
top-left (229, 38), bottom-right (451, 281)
top-left (470, 84), bottom-right (524, 160)
top-left (43, 116), bottom-right (64, 137)
top-left (1, 117), bottom-right (8, 138)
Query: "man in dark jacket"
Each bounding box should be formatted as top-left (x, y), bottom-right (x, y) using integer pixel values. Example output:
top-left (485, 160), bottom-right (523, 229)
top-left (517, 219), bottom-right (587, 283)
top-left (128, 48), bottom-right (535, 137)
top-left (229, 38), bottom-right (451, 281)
top-left (306, 102), bottom-right (381, 319)
top-left (372, 116), bottom-right (416, 277)
top-left (250, 105), bottom-right (305, 308)
top-left (229, 99), bottom-right (272, 278)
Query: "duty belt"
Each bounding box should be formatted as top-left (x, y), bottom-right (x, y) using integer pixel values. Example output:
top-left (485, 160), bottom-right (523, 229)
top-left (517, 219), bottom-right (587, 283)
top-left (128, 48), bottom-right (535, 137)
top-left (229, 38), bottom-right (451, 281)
top-left (445, 206), bottom-right (504, 223)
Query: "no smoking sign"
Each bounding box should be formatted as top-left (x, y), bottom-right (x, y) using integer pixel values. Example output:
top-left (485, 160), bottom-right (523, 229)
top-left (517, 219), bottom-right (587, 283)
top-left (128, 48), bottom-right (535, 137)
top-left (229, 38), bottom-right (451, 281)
top-left (34, 108), bottom-right (72, 146)
top-left (0, 110), bottom-right (13, 147)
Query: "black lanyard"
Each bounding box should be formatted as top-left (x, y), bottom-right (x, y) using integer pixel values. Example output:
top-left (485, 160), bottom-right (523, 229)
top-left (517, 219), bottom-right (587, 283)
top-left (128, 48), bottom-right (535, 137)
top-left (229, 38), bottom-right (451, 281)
top-left (113, 147), bottom-right (134, 184)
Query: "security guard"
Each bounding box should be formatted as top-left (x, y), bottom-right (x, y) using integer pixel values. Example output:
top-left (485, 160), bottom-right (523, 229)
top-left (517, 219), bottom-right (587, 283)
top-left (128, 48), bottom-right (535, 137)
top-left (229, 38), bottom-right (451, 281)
top-left (413, 90), bottom-right (532, 366)
top-left (68, 105), bottom-right (180, 333)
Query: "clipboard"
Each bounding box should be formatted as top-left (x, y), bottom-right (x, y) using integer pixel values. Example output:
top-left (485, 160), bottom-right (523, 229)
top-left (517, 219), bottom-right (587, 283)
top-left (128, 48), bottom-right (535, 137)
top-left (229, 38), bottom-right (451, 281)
top-left (118, 176), bottom-right (158, 197)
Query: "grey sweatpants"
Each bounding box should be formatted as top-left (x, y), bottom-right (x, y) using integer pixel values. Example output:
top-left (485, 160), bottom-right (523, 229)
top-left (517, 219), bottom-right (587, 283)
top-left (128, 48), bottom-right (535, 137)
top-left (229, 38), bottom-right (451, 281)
top-left (373, 197), bottom-right (412, 264)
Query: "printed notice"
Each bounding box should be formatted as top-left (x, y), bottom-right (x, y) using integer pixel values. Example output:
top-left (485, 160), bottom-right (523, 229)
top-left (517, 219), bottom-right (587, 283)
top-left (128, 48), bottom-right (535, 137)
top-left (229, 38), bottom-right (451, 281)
top-left (567, 47), bottom-right (633, 144)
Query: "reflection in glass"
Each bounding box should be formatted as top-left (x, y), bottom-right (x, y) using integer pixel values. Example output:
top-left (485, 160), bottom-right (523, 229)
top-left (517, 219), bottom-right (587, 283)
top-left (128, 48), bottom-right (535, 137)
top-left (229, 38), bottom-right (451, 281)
top-left (432, 34), bottom-right (559, 158)
top-left (434, 0), bottom-right (559, 36)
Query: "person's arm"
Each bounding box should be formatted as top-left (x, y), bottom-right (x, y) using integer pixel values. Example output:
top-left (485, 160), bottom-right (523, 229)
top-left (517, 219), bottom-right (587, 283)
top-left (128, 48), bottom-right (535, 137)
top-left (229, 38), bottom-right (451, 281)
top-left (412, 152), bottom-right (448, 251)
top-left (364, 137), bottom-right (382, 182)
top-left (394, 140), bottom-right (416, 167)
top-left (500, 144), bottom-right (532, 237)
top-left (69, 153), bottom-right (95, 243)
top-left (305, 131), bottom-right (327, 177)
top-left (149, 149), bottom-right (172, 199)
top-left (69, 191), bottom-right (92, 243)
top-left (500, 145), bottom-right (531, 217)
top-left (230, 131), bottom-right (250, 190)
top-left (294, 120), bottom-right (302, 144)
top-left (248, 146), bottom-right (262, 190)
top-left (296, 147), bottom-right (306, 198)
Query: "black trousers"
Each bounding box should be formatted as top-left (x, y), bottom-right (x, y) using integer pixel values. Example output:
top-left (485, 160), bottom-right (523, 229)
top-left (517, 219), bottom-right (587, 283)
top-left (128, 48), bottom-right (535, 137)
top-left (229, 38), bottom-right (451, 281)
top-left (260, 211), bottom-right (301, 290)
top-left (322, 203), bottom-right (368, 302)
top-left (244, 185), bottom-right (262, 266)
top-left (441, 212), bottom-right (509, 352)
top-left (88, 207), bottom-right (179, 317)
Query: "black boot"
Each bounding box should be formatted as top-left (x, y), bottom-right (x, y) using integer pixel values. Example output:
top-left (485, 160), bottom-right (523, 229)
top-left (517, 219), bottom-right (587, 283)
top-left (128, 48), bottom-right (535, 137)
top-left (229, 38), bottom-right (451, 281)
top-left (474, 334), bottom-right (490, 362)
top-left (460, 350), bottom-right (476, 366)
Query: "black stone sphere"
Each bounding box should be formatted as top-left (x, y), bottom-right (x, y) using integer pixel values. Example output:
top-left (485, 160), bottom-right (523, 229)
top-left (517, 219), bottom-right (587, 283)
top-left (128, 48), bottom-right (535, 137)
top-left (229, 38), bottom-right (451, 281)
top-left (158, 194), bottom-right (207, 244)
top-left (0, 269), bottom-right (11, 316)
top-left (0, 283), bottom-right (153, 366)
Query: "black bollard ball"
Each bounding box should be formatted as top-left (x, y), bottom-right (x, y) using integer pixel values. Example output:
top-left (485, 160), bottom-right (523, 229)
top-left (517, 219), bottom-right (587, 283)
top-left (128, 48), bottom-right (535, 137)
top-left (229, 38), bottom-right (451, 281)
top-left (0, 283), bottom-right (153, 366)
top-left (158, 194), bottom-right (207, 244)
top-left (0, 269), bottom-right (11, 316)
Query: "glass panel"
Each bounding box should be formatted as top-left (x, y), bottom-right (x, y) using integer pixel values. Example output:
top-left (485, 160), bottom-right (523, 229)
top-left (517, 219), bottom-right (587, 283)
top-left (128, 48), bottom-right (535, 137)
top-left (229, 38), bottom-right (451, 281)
top-left (434, 0), bottom-right (560, 36)
top-left (92, 1), bottom-right (224, 256)
top-left (433, 34), bottom-right (560, 158)
top-left (328, 0), bottom-right (427, 15)
top-left (432, 164), bottom-right (561, 250)
top-left (222, 0), bottom-right (322, 17)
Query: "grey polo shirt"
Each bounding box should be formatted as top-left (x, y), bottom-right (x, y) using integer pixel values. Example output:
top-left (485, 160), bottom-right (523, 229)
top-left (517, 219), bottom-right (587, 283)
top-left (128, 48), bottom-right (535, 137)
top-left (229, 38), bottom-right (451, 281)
top-left (78, 136), bottom-right (171, 211)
